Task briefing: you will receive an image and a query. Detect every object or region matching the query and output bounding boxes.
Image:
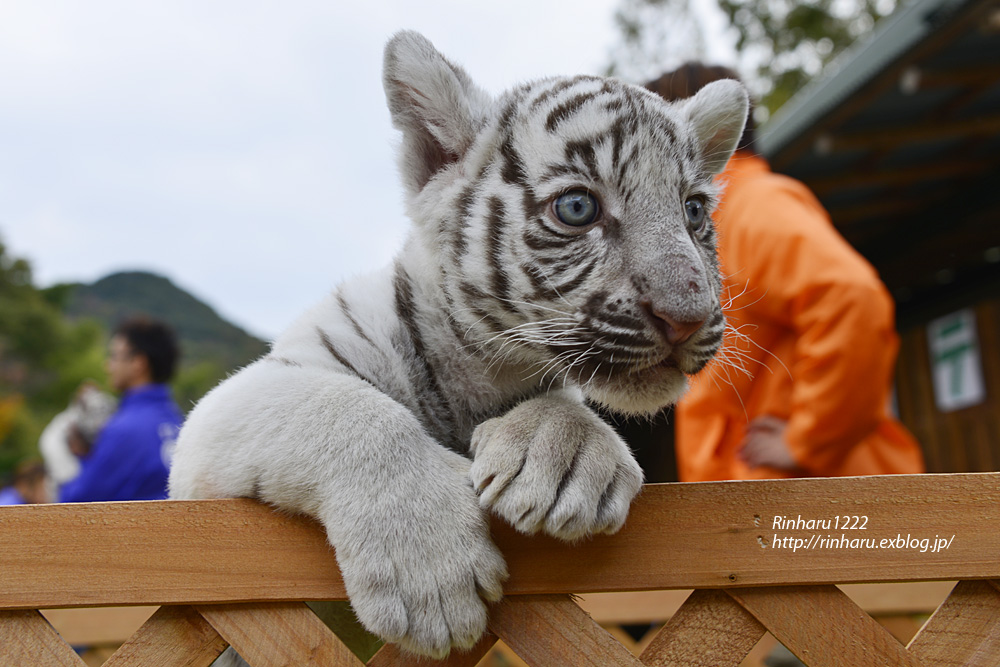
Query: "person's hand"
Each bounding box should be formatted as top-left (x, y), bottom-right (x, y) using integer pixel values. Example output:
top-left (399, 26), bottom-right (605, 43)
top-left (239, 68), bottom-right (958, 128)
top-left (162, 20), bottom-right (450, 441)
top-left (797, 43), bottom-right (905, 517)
top-left (67, 425), bottom-right (90, 459)
top-left (738, 416), bottom-right (800, 471)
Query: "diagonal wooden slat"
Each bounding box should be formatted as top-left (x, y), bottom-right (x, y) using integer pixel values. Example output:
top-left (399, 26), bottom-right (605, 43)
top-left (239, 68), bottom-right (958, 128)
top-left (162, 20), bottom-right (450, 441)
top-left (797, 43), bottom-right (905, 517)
top-left (487, 595), bottom-right (642, 666)
top-left (0, 609), bottom-right (87, 667)
top-left (103, 605), bottom-right (228, 667)
top-left (727, 585), bottom-right (925, 667)
top-left (197, 602), bottom-right (363, 667)
top-left (907, 579), bottom-right (1000, 666)
top-left (640, 589), bottom-right (766, 667)
top-left (366, 631), bottom-right (498, 667)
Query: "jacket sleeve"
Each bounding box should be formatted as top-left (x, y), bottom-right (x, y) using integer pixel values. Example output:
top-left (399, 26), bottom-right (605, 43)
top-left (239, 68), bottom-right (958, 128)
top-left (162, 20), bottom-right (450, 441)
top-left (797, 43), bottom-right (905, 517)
top-left (731, 178), bottom-right (900, 474)
top-left (58, 422), bottom-right (137, 502)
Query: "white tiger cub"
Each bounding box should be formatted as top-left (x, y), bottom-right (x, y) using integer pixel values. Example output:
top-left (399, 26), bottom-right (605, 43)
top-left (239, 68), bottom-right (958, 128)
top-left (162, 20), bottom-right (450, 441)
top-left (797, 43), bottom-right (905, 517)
top-left (169, 31), bottom-right (747, 658)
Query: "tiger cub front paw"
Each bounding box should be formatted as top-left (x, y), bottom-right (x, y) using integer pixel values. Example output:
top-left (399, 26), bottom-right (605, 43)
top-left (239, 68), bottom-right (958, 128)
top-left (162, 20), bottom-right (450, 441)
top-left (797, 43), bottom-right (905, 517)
top-left (469, 396), bottom-right (643, 541)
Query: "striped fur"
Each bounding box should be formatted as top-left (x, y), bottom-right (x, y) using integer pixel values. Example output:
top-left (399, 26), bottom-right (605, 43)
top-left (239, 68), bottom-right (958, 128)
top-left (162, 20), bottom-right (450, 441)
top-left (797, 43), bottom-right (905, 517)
top-left (169, 31), bottom-right (747, 659)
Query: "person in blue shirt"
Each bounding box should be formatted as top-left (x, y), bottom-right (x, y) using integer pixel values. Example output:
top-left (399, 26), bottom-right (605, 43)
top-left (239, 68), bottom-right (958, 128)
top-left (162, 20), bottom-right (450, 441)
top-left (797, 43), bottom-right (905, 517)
top-left (0, 460), bottom-right (49, 505)
top-left (60, 317), bottom-right (183, 502)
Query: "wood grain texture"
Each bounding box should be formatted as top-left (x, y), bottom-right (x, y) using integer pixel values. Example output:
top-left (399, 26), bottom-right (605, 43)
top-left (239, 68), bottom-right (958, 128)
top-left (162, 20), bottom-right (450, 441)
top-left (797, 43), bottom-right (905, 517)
top-left (366, 631), bottom-right (497, 667)
top-left (102, 605), bottom-right (227, 667)
top-left (639, 589), bottom-right (766, 667)
top-left (0, 499), bottom-right (342, 610)
top-left (907, 579), bottom-right (1000, 666)
top-left (727, 585), bottom-right (925, 667)
top-left (198, 602), bottom-right (363, 667)
top-left (487, 595), bottom-right (642, 666)
top-left (1, 474), bottom-right (998, 610)
top-left (0, 609), bottom-right (86, 666)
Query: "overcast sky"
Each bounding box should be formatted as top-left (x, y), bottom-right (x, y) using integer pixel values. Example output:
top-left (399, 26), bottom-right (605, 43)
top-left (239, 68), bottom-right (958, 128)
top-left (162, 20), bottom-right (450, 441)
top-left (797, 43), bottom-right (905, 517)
top-left (0, 1), bottom-right (736, 340)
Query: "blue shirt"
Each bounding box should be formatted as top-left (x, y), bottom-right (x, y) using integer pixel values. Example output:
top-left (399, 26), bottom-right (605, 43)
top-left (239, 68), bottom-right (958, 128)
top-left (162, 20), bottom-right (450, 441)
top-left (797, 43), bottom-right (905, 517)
top-left (0, 487), bottom-right (25, 505)
top-left (59, 384), bottom-right (183, 502)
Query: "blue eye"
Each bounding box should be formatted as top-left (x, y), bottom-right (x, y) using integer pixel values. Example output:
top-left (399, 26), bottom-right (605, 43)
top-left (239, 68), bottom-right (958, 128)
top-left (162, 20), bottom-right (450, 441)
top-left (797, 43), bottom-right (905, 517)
top-left (554, 190), bottom-right (600, 227)
top-left (685, 197), bottom-right (706, 230)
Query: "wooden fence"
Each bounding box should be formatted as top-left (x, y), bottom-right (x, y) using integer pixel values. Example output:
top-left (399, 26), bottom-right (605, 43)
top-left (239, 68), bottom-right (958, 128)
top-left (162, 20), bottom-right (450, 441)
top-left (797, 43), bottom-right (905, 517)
top-left (2, 473), bottom-right (999, 666)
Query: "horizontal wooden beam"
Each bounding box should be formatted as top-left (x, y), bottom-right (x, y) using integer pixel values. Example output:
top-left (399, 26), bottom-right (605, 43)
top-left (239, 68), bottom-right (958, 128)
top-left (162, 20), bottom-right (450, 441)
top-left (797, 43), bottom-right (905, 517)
top-left (807, 160), bottom-right (991, 197)
top-left (826, 114), bottom-right (1000, 152)
top-left (1, 474), bottom-right (998, 610)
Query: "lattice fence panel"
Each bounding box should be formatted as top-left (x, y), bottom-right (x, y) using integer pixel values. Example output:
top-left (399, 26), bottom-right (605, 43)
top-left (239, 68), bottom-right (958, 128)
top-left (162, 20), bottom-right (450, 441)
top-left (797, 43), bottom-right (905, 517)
top-left (103, 605), bottom-right (226, 667)
top-left (7, 582), bottom-right (1000, 665)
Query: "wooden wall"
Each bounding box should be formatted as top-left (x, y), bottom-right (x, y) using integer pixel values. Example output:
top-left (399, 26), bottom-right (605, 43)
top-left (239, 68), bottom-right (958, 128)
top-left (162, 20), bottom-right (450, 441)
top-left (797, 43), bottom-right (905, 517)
top-left (895, 298), bottom-right (1000, 473)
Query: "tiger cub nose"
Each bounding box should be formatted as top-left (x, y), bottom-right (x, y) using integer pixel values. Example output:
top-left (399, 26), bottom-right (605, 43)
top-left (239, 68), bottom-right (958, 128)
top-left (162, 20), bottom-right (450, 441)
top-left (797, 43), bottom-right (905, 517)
top-left (641, 302), bottom-right (705, 346)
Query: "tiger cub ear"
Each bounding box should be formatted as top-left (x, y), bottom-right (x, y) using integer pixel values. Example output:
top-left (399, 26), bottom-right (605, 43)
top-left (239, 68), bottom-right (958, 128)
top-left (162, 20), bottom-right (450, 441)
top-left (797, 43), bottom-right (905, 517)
top-left (679, 79), bottom-right (750, 175)
top-left (383, 31), bottom-right (493, 195)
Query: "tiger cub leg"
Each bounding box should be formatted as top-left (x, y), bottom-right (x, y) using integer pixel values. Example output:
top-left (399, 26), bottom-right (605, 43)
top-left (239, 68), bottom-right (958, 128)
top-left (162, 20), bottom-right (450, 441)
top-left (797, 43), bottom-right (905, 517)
top-left (469, 389), bottom-right (644, 540)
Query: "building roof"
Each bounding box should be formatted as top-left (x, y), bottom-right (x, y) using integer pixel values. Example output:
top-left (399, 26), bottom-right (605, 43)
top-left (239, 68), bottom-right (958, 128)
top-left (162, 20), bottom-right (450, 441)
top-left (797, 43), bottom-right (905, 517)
top-left (758, 0), bottom-right (1000, 326)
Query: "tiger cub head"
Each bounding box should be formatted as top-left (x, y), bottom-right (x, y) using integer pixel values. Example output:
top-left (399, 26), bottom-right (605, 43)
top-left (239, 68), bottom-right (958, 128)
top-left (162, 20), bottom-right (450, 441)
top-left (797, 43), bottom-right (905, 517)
top-left (383, 31), bottom-right (748, 415)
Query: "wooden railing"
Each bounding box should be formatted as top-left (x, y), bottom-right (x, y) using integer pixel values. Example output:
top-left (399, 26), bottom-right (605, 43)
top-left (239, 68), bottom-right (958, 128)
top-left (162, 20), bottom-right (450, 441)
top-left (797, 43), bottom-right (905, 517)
top-left (2, 473), bottom-right (999, 666)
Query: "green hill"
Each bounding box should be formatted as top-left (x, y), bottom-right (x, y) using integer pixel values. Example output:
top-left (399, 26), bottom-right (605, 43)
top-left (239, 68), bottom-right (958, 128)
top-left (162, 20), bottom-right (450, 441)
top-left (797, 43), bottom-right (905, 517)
top-left (60, 271), bottom-right (269, 371)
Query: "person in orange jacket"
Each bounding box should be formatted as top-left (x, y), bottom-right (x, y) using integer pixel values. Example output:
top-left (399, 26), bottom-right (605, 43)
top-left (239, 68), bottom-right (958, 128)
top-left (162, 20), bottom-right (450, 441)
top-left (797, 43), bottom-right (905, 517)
top-left (646, 64), bottom-right (925, 481)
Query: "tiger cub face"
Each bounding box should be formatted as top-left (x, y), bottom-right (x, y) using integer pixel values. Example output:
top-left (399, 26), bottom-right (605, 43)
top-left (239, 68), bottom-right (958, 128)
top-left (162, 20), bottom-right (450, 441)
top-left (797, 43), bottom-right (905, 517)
top-left (385, 32), bottom-right (748, 415)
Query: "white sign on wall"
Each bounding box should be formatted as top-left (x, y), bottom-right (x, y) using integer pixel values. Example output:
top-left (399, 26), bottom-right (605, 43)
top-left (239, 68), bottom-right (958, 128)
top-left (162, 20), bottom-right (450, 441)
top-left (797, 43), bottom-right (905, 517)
top-left (927, 309), bottom-right (986, 412)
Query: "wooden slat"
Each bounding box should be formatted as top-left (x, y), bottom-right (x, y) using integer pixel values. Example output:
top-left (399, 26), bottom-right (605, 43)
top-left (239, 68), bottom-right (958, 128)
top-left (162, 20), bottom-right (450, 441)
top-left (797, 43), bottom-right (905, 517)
top-left (1, 474), bottom-right (999, 609)
top-left (488, 595), bottom-right (642, 666)
top-left (0, 499), bottom-right (343, 610)
top-left (366, 631), bottom-right (498, 667)
top-left (103, 605), bottom-right (228, 667)
top-left (639, 589), bottom-right (766, 667)
top-left (198, 602), bottom-right (363, 667)
top-left (0, 609), bottom-right (87, 666)
top-left (727, 585), bottom-right (924, 667)
top-left (907, 579), bottom-right (1000, 666)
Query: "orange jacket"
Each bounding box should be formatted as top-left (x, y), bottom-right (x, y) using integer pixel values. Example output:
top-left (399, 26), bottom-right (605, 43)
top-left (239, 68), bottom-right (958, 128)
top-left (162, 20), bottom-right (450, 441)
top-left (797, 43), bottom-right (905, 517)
top-left (675, 152), bottom-right (924, 481)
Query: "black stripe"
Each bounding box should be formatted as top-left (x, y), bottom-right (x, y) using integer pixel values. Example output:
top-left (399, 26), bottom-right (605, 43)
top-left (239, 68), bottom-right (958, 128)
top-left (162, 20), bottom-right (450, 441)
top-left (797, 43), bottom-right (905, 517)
top-left (592, 331), bottom-right (656, 351)
top-left (337, 292), bottom-right (375, 347)
top-left (500, 138), bottom-right (526, 186)
top-left (485, 196), bottom-right (511, 304)
top-left (545, 92), bottom-right (596, 132)
top-left (540, 163), bottom-right (592, 183)
top-left (529, 77), bottom-right (587, 110)
top-left (457, 282), bottom-right (507, 334)
top-left (267, 356), bottom-right (302, 368)
top-left (564, 139), bottom-right (599, 182)
top-left (393, 263), bottom-right (459, 448)
top-left (451, 184), bottom-right (477, 258)
top-left (317, 327), bottom-right (368, 381)
top-left (521, 263), bottom-right (565, 302)
top-left (496, 98), bottom-right (527, 187)
top-left (596, 311), bottom-right (647, 332)
top-left (554, 257), bottom-right (597, 295)
top-left (523, 227), bottom-right (574, 251)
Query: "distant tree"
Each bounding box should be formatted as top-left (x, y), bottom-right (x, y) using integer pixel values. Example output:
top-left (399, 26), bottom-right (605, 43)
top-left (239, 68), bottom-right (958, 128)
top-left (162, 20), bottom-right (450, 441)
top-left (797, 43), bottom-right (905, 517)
top-left (604, 0), bottom-right (709, 83)
top-left (0, 238), bottom-right (105, 474)
top-left (605, 0), bottom-right (901, 117)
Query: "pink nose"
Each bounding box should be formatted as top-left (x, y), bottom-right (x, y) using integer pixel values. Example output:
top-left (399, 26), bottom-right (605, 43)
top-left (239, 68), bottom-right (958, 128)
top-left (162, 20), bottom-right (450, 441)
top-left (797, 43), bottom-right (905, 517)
top-left (643, 303), bottom-right (704, 345)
